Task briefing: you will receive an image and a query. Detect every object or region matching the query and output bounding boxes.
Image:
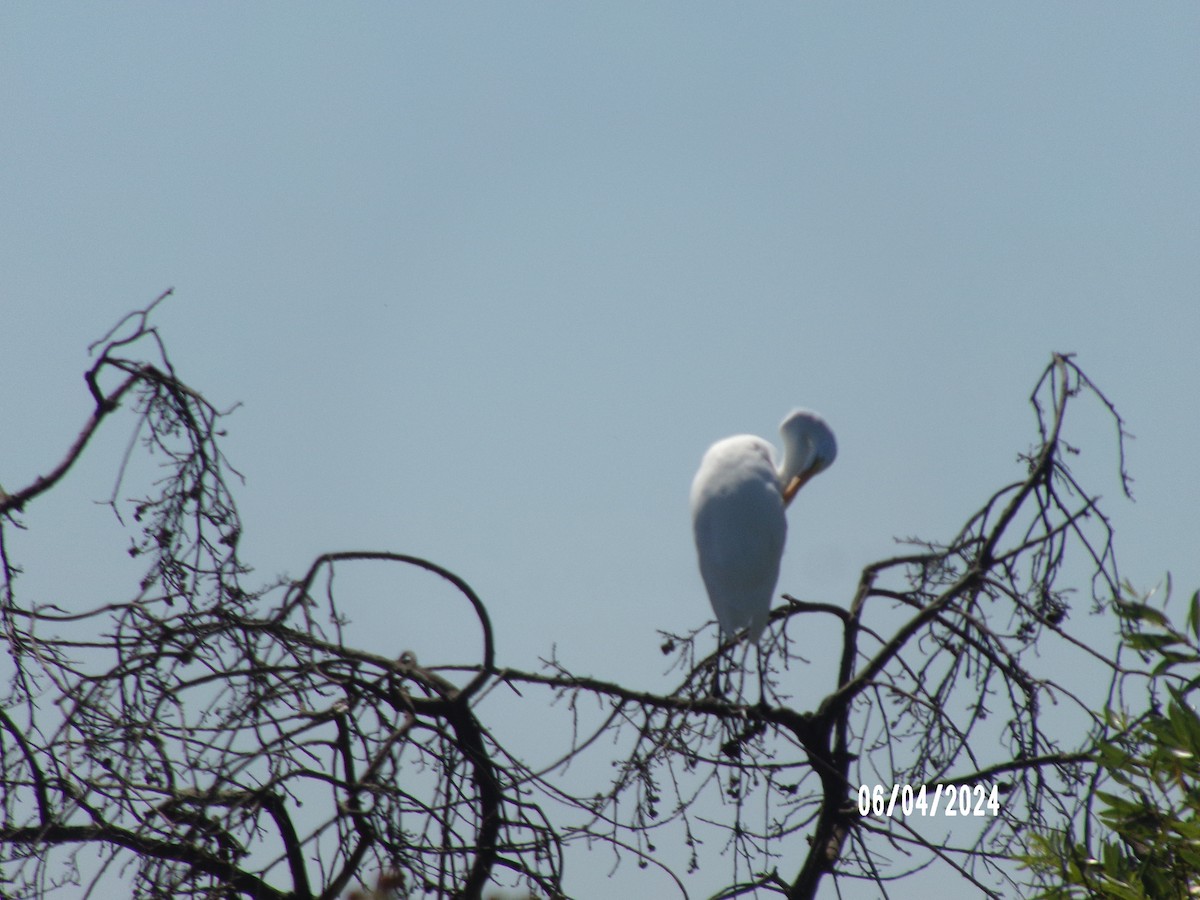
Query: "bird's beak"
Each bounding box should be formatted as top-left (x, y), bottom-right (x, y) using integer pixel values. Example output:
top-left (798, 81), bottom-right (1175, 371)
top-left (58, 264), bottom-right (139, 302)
top-left (782, 465), bottom-right (820, 506)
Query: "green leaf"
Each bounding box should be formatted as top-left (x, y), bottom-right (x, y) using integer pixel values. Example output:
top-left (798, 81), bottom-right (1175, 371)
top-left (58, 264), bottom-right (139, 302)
top-left (1125, 633), bottom-right (1180, 652)
top-left (1115, 598), bottom-right (1171, 628)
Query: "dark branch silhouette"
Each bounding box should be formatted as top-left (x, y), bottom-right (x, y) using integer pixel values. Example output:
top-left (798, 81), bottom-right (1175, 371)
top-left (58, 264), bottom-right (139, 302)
top-left (0, 297), bottom-right (1148, 898)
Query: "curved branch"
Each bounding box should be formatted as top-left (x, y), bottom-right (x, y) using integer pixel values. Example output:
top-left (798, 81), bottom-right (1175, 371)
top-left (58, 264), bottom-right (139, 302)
top-left (0, 374), bottom-right (139, 517)
top-left (288, 551), bottom-right (496, 698)
top-left (0, 822), bottom-right (286, 900)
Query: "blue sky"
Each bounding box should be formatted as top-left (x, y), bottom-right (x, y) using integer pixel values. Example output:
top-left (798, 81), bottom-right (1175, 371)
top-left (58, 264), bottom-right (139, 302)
top-left (3, 5), bottom-right (1199, 896)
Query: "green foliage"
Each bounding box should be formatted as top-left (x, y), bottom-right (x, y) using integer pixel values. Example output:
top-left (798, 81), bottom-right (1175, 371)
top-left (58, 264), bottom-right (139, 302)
top-left (1023, 586), bottom-right (1200, 899)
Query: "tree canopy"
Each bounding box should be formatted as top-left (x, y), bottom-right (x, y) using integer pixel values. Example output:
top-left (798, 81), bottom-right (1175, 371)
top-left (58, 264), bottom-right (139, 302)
top-left (1, 295), bottom-right (1181, 899)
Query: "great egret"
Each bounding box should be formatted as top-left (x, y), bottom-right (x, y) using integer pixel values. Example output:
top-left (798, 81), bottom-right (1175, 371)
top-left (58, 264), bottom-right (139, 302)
top-left (690, 409), bottom-right (837, 647)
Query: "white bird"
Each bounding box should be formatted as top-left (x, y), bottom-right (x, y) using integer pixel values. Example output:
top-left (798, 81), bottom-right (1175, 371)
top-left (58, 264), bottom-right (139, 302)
top-left (690, 409), bottom-right (837, 645)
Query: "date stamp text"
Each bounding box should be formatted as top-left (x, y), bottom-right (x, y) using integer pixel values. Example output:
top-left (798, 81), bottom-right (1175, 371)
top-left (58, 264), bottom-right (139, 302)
top-left (857, 783), bottom-right (1002, 818)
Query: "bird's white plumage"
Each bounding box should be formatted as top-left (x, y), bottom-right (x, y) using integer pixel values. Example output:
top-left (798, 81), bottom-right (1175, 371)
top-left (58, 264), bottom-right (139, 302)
top-left (690, 410), bottom-right (837, 642)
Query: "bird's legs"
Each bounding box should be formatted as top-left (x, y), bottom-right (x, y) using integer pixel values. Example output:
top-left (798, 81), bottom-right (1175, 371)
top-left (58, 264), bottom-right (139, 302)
top-left (710, 631), bottom-right (730, 698)
top-left (710, 631), bottom-right (748, 700)
top-left (710, 654), bottom-right (724, 698)
top-left (709, 632), bottom-right (769, 705)
top-left (756, 642), bottom-right (767, 707)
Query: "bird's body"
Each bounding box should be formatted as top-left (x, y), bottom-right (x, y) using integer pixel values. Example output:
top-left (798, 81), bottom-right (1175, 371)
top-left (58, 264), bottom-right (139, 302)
top-left (690, 436), bottom-right (786, 640)
top-left (690, 410), bottom-right (837, 644)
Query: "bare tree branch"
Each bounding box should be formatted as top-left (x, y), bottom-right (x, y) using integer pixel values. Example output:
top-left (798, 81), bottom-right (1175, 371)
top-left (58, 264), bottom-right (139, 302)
top-left (0, 304), bottom-right (1148, 899)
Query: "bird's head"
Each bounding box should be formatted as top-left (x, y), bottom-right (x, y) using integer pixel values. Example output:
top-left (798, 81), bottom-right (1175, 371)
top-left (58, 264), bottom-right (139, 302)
top-left (778, 409), bottom-right (837, 505)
